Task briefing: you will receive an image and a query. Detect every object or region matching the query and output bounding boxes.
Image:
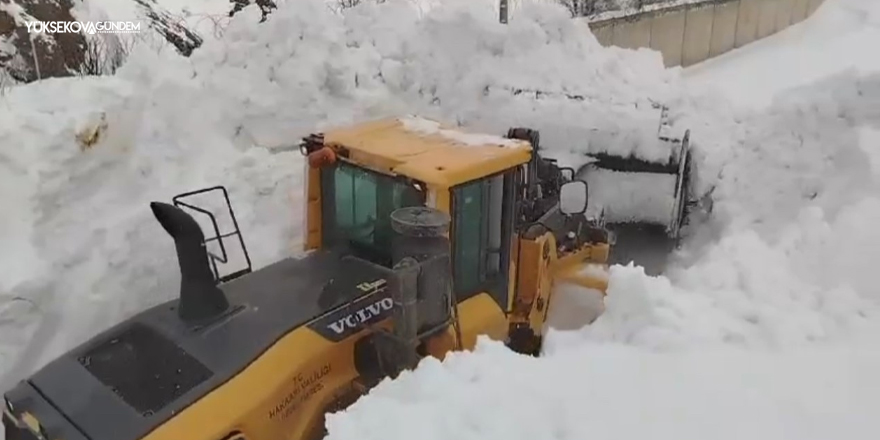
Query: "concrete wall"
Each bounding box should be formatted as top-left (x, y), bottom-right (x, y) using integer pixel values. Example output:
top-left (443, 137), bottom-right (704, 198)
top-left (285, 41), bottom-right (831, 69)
top-left (612, 17), bottom-right (653, 49)
top-left (649, 10), bottom-right (686, 66)
top-left (588, 0), bottom-right (828, 68)
top-left (681, 4), bottom-right (715, 66)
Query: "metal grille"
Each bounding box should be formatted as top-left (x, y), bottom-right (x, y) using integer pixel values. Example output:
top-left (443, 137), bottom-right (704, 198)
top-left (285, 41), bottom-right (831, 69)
top-left (79, 323), bottom-right (213, 416)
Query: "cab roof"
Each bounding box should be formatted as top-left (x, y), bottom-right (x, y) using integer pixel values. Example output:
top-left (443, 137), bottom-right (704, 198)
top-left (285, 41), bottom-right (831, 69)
top-left (322, 116), bottom-right (533, 187)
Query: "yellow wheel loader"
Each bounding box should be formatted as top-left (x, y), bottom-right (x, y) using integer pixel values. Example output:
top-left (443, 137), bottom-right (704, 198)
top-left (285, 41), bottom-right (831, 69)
top-left (3, 116), bottom-right (701, 440)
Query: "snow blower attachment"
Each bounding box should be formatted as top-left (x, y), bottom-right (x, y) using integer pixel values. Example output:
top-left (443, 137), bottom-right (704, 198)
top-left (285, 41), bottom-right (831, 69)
top-left (578, 128), bottom-right (696, 275)
top-left (505, 113), bottom-right (701, 276)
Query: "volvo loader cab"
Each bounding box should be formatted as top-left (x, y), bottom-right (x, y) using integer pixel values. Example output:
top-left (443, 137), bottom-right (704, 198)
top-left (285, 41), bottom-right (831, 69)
top-left (3, 116), bottom-right (623, 440)
top-left (298, 117), bottom-right (614, 353)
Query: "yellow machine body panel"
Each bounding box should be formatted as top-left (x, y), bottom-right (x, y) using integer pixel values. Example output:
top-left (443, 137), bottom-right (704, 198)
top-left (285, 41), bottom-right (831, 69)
top-left (320, 117), bottom-right (532, 187)
top-left (141, 292), bottom-right (508, 440)
top-left (305, 162), bottom-right (323, 250)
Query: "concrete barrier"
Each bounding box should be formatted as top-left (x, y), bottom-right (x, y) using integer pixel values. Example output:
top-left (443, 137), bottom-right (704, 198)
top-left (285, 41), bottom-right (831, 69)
top-left (650, 9), bottom-right (687, 67)
top-left (588, 0), bottom-right (828, 68)
top-left (734, 0), bottom-right (762, 47)
top-left (612, 17), bottom-right (653, 49)
top-left (791, 0), bottom-right (811, 24)
top-left (709, 1), bottom-right (739, 57)
top-left (591, 22), bottom-right (615, 47)
top-left (756, 0), bottom-right (779, 38)
top-left (775, 0), bottom-right (795, 31)
top-left (682, 4), bottom-right (716, 66)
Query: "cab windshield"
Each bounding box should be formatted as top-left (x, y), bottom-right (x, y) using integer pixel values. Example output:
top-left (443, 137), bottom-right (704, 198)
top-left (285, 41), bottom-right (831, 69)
top-left (321, 161), bottom-right (425, 266)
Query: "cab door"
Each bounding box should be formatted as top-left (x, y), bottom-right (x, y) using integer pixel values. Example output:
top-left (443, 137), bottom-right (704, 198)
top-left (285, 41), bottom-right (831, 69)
top-left (449, 169), bottom-right (517, 311)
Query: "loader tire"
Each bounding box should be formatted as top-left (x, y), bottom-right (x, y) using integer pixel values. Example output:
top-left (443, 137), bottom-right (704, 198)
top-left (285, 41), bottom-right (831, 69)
top-left (506, 325), bottom-right (542, 356)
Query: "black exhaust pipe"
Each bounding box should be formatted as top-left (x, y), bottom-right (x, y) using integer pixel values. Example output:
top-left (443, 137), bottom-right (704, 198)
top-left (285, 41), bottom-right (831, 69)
top-left (150, 202), bottom-right (230, 324)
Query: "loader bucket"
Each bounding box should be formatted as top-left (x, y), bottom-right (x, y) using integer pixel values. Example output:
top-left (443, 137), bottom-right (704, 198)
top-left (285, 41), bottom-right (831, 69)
top-left (576, 130), bottom-right (696, 275)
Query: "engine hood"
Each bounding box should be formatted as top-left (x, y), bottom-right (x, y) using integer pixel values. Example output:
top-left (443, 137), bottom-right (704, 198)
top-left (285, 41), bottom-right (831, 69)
top-left (6, 249), bottom-right (391, 440)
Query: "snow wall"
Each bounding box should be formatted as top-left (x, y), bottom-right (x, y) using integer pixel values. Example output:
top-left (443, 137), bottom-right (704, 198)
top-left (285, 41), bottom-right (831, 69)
top-left (589, 0), bottom-right (828, 67)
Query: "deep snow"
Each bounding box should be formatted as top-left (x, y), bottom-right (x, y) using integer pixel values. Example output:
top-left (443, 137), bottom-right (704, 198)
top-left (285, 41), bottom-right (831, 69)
top-left (327, 341), bottom-right (880, 440)
top-left (1, 0), bottom-right (879, 439)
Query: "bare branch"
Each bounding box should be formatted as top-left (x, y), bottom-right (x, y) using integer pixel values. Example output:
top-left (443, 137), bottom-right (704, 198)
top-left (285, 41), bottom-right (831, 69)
top-left (76, 33), bottom-right (138, 76)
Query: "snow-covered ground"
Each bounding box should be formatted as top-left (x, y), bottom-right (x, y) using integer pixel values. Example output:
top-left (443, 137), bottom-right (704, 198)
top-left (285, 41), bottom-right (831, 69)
top-left (328, 343), bottom-right (880, 440)
top-left (1, 0), bottom-right (879, 439)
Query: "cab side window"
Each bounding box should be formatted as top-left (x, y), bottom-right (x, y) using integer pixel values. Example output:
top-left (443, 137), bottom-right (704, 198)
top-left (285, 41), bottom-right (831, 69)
top-left (451, 170), bottom-right (515, 308)
top-left (452, 178), bottom-right (484, 293)
top-left (322, 162), bottom-right (425, 267)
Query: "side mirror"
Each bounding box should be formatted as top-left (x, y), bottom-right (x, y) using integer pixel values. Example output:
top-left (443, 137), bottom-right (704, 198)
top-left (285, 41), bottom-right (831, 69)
top-left (559, 180), bottom-right (588, 216)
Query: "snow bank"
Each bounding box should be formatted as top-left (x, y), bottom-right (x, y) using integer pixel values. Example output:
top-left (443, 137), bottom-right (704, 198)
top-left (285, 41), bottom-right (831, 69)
top-left (546, 201), bottom-right (880, 352)
top-left (0, 75), bottom-right (302, 382)
top-left (169, 0), bottom-right (679, 160)
top-left (676, 70), bottom-right (880, 237)
top-left (326, 338), bottom-right (880, 440)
